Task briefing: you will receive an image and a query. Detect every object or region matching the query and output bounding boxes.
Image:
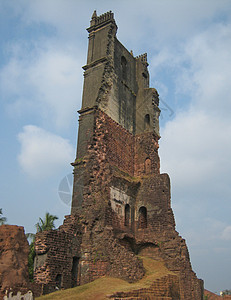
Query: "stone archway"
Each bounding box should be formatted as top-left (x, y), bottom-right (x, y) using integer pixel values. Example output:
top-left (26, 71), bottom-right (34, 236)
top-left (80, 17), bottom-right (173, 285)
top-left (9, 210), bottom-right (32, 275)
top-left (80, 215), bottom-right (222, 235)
top-left (138, 206), bottom-right (147, 229)
top-left (71, 257), bottom-right (80, 287)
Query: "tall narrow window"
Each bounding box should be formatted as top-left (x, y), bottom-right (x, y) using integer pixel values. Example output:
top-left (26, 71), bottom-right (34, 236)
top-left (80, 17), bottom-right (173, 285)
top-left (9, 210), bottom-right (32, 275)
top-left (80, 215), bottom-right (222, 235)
top-left (121, 56), bottom-right (127, 80)
top-left (138, 206), bottom-right (147, 229)
top-left (144, 114), bottom-right (150, 130)
top-left (124, 204), bottom-right (130, 226)
top-left (145, 158), bottom-right (151, 174)
top-left (142, 72), bottom-right (148, 87)
top-left (71, 257), bottom-right (79, 287)
top-left (55, 274), bottom-right (62, 289)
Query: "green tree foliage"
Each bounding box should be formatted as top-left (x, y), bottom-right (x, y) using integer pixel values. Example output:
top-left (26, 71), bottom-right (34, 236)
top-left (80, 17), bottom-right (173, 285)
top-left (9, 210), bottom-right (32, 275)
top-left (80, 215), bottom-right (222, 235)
top-left (28, 241), bottom-right (35, 281)
top-left (36, 212), bottom-right (58, 232)
top-left (26, 232), bottom-right (36, 281)
top-left (0, 208), bottom-right (7, 225)
top-left (27, 212), bottom-right (58, 281)
top-left (222, 289), bottom-right (231, 295)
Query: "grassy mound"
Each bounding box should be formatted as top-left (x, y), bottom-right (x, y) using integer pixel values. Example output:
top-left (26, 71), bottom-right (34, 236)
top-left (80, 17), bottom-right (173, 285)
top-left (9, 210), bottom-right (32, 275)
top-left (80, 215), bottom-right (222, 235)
top-left (36, 257), bottom-right (175, 300)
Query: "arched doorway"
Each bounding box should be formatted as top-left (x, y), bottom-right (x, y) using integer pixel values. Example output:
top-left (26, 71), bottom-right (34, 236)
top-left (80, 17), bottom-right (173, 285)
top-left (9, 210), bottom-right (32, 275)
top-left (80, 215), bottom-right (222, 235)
top-left (71, 256), bottom-right (79, 287)
top-left (124, 204), bottom-right (130, 226)
top-left (55, 274), bottom-right (62, 289)
top-left (138, 206), bottom-right (147, 228)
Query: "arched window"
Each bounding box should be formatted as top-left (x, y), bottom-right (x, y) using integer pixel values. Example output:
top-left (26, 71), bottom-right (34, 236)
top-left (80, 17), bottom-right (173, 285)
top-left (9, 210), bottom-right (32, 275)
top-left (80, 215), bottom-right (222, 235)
top-left (55, 274), bottom-right (62, 289)
top-left (144, 114), bottom-right (150, 130)
top-left (71, 256), bottom-right (79, 287)
top-left (145, 158), bottom-right (151, 174)
top-left (124, 204), bottom-right (130, 226)
top-left (142, 72), bottom-right (148, 87)
top-left (121, 56), bottom-right (127, 80)
top-left (138, 206), bottom-right (147, 229)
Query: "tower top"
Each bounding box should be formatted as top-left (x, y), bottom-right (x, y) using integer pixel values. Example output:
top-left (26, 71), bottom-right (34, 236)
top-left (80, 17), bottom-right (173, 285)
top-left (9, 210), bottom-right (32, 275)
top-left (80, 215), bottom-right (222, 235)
top-left (88, 10), bottom-right (116, 33)
top-left (81, 10), bottom-right (160, 136)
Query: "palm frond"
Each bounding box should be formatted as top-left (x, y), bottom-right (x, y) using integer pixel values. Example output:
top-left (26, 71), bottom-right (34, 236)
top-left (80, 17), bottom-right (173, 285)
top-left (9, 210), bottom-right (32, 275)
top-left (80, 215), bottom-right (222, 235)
top-left (35, 212), bottom-right (59, 232)
top-left (0, 209), bottom-right (7, 225)
top-left (26, 232), bottom-right (35, 243)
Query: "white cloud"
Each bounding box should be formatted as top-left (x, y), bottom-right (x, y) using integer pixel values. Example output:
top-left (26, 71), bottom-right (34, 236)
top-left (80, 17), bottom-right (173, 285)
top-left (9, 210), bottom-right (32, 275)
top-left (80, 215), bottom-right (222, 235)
top-left (6, 0), bottom-right (231, 49)
top-left (159, 19), bottom-right (231, 197)
top-left (114, 0), bottom-right (231, 49)
top-left (179, 23), bottom-right (231, 113)
top-left (157, 17), bottom-right (231, 260)
top-left (0, 41), bottom-right (83, 129)
top-left (18, 125), bottom-right (75, 178)
top-left (160, 110), bottom-right (231, 192)
top-left (221, 226), bottom-right (231, 241)
top-left (22, 0), bottom-right (90, 37)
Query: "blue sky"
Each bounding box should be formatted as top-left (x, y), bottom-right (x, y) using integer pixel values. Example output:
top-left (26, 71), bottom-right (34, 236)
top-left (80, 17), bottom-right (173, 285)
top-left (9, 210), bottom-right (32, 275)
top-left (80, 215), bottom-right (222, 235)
top-left (1, 0), bottom-right (231, 294)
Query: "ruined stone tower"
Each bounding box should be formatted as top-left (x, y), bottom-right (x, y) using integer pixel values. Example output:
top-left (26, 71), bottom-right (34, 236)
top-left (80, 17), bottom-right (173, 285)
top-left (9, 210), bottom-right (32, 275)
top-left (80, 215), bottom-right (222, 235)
top-left (34, 11), bottom-right (203, 299)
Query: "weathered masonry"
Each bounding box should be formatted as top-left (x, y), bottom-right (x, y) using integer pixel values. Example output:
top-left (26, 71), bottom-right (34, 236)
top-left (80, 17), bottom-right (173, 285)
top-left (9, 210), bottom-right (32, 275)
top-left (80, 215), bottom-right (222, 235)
top-left (34, 11), bottom-right (203, 299)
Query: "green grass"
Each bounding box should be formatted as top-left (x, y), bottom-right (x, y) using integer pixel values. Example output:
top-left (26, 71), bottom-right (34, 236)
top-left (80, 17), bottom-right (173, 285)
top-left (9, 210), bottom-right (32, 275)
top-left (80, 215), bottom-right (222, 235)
top-left (36, 257), bottom-right (176, 300)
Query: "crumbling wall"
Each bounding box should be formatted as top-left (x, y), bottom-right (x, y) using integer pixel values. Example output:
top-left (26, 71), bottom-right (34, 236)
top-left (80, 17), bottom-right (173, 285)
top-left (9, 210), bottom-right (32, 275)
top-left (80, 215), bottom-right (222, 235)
top-left (104, 110), bottom-right (135, 175)
top-left (134, 132), bottom-right (160, 176)
top-left (34, 215), bottom-right (82, 293)
top-left (0, 225), bottom-right (41, 298)
top-left (0, 225), bottom-right (29, 293)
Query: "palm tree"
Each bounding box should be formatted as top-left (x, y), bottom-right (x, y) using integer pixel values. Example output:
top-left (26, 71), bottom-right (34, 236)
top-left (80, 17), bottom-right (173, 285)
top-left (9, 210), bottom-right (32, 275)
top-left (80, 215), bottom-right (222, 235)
top-left (28, 240), bottom-right (36, 281)
top-left (0, 208), bottom-right (7, 225)
top-left (222, 289), bottom-right (231, 295)
top-left (27, 212), bottom-right (58, 281)
top-left (36, 212), bottom-right (58, 232)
